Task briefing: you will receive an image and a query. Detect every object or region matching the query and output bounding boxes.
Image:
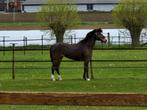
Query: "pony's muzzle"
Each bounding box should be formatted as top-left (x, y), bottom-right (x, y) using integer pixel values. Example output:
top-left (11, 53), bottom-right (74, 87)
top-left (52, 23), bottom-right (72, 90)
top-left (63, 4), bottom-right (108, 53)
top-left (100, 37), bottom-right (107, 43)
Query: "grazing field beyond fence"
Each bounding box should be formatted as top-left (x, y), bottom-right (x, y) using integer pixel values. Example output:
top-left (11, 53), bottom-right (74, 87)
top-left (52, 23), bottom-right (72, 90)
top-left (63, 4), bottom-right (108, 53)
top-left (0, 12), bottom-right (112, 22)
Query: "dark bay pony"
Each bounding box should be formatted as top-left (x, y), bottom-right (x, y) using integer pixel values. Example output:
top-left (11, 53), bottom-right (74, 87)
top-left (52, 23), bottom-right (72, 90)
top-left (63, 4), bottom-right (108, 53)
top-left (50, 28), bottom-right (107, 81)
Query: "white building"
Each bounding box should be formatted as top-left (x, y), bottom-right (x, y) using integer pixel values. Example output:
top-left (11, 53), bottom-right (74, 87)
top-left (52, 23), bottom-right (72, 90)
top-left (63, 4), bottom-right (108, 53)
top-left (22, 0), bottom-right (120, 13)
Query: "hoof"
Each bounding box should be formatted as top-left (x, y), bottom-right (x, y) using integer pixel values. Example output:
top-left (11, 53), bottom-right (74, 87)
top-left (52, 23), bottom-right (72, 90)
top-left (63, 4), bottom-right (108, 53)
top-left (86, 78), bottom-right (90, 81)
top-left (51, 78), bottom-right (56, 81)
top-left (51, 75), bottom-right (55, 81)
top-left (58, 77), bottom-right (62, 81)
top-left (58, 75), bottom-right (62, 81)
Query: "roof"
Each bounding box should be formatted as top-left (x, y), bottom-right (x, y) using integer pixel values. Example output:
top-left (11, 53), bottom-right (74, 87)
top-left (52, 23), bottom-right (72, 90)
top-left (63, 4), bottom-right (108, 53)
top-left (23, 0), bottom-right (120, 5)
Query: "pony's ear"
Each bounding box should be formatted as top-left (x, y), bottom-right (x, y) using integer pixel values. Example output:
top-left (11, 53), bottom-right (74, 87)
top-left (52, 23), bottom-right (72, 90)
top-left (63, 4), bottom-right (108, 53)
top-left (91, 28), bottom-right (102, 34)
top-left (91, 29), bottom-right (97, 33)
top-left (97, 28), bottom-right (102, 33)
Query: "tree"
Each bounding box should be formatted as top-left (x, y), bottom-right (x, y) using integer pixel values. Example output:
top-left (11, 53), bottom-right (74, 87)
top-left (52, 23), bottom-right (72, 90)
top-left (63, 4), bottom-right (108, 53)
top-left (37, 0), bottom-right (80, 43)
top-left (112, 0), bottom-right (147, 47)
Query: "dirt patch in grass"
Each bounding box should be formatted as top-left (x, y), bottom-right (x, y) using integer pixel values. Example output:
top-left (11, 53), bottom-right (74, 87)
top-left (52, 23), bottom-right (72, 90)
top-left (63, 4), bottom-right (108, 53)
top-left (0, 92), bottom-right (147, 106)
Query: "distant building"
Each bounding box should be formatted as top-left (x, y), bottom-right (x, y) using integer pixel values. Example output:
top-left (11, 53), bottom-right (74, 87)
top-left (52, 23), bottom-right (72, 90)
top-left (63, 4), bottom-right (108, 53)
top-left (0, 0), bottom-right (120, 13)
top-left (0, 0), bottom-right (25, 12)
top-left (22, 0), bottom-right (120, 13)
top-left (0, 0), bottom-right (6, 11)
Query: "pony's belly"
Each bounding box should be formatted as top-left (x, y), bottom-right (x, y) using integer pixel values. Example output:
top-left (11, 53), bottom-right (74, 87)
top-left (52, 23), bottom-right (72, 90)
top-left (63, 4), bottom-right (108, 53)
top-left (64, 54), bottom-right (84, 61)
top-left (62, 45), bottom-right (85, 61)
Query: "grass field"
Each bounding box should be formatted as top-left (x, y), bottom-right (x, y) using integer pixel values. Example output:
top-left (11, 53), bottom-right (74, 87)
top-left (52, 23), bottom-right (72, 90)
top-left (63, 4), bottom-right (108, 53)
top-left (1, 105), bottom-right (147, 110)
top-left (0, 50), bottom-right (147, 92)
top-left (0, 21), bottom-right (117, 30)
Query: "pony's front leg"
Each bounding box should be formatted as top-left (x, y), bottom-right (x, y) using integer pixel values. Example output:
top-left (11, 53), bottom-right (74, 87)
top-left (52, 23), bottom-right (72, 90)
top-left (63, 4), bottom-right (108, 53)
top-left (83, 61), bottom-right (90, 81)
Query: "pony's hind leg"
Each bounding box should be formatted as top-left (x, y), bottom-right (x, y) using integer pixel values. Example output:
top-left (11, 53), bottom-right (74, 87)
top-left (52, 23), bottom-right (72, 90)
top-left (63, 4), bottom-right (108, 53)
top-left (51, 65), bottom-right (60, 81)
top-left (52, 65), bottom-right (62, 81)
top-left (51, 65), bottom-right (55, 81)
top-left (51, 56), bottom-right (63, 81)
top-left (56, 56), bottom-right (63, 80)
top-left (56, 68), bottom-right (62, 81)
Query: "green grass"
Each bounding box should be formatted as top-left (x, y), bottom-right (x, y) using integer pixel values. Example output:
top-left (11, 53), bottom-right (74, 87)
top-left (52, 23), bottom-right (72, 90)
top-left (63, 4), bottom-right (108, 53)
top-left (0, 50), bottom-right (147, 92)
top-left (0, 22), bottom-right (43, 27)
top-left (1, 105), bottom-right (147, 110)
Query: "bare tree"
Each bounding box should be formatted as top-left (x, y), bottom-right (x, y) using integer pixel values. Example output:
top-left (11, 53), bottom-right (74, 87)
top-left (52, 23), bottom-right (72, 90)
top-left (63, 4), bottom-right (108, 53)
top-left (112, 0), bottom-right (147, 47)
top-left (37, 0), bottom-right (80, 43)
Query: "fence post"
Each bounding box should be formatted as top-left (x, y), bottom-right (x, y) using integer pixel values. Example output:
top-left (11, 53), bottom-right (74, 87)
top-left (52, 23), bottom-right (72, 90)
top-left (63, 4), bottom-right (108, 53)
top-left (25, 37), bottom-right (28, 49)
top-left (74, 34), bottom-right (76, 44)
top-left (10, 43), bottom-right (17, 80)
top-left (70, 35), bottom-right (73, 44)
top-left (90, 60), bottom-right (94, 79)
top-left (3, 36), bottom-right (5, 56)
top-left (118, 33), bottom-right (121, 48)
top-left (41, 35), bottom-right (44, 55)
top-left (23, 37), bottom-right (28, 55)
top-left (23, 36), bottom-right (26, 55)
top-left (107, 33), bottom-right (111, 48)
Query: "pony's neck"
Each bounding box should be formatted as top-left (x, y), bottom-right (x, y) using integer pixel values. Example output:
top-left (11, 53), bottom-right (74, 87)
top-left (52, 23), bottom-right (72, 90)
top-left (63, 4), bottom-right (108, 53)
top-left (79, 34), bottom-right (96, 49)
top-left (86, 37), bottom-right (96, 49)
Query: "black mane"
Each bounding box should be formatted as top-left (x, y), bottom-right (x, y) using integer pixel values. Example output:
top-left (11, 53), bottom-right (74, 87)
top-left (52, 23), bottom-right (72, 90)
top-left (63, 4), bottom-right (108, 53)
top-left (78, 28), bottom-right (102, 44)
top-left (79, 30), bottom-right (96, 44)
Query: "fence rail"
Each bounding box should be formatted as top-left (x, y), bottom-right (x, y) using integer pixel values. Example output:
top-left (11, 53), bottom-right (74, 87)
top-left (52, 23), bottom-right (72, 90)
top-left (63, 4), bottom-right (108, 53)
top-left (0, 33), bottom-right (147, 48)
top-left (1, 59), bottom-right (147, 62)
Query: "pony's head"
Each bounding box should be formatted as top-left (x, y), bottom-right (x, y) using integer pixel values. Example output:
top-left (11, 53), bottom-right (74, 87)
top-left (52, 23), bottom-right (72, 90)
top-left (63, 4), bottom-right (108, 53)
top-left (93, 28), bottom-right (107, 43)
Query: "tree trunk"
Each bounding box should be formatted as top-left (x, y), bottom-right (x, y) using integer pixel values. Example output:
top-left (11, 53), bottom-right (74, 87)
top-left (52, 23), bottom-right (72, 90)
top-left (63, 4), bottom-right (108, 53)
top-left (129, 29), bottom-right (142, 48)
top-left (56, 35), bottom-right (64, 43)
top-left (131, 34), bottom-right (140, 48)
top-left (54, 29), bottom-right (65, 43)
